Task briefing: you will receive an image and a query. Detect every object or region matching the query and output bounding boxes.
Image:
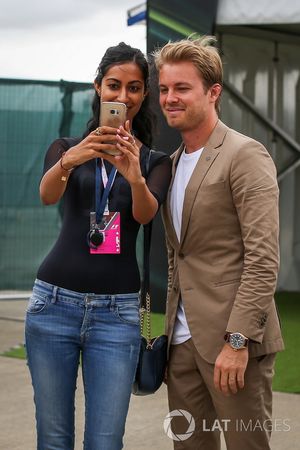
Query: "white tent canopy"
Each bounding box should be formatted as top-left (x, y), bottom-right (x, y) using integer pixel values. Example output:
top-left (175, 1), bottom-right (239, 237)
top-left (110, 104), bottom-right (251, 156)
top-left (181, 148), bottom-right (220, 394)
top-left (216, 0), bottom-right (300, 25)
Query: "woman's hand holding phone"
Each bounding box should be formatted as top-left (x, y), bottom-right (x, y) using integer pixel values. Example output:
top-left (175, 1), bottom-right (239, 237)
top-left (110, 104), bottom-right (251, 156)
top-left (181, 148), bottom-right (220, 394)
top-left (59, 127), bottom-right (119, 169)
top-left (98, 101), bottom-right (127, 155)
top-left (98, 120), bottom-right (144, 187)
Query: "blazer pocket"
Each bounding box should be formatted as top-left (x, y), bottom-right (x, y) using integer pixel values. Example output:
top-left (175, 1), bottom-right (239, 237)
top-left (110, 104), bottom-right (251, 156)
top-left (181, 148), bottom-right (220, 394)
top-left (201, 181), bottom-right (225, 193)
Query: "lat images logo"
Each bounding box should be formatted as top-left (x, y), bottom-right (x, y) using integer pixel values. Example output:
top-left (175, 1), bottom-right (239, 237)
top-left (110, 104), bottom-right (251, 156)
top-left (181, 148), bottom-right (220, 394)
top-left (163, 409), bottom-right (195, 441)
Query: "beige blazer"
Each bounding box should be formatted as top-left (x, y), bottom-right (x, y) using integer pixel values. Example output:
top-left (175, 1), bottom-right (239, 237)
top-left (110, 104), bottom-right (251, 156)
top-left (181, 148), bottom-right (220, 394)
top-left (162, 120), bottom-right (284, 364)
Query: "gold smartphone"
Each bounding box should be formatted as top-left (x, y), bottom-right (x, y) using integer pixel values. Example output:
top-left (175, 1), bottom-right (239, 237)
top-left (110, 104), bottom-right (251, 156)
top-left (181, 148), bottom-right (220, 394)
top-left (100, 101), bottom-right (127, 155)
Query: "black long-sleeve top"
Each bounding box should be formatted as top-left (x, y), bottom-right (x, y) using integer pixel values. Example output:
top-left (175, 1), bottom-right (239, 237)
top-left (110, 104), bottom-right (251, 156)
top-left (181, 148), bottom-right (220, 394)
top-left (37, 137), bottom-right (172, 294)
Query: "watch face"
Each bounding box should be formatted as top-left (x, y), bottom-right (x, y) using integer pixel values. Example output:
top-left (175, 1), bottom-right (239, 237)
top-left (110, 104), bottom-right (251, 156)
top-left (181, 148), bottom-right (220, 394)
top-left (229, 333), bottom-right (245, 349)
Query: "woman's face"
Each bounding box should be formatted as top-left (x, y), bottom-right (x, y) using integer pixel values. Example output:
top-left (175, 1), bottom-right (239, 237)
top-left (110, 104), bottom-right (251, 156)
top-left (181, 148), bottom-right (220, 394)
top-left (96, 62), bottom-right (146, 125)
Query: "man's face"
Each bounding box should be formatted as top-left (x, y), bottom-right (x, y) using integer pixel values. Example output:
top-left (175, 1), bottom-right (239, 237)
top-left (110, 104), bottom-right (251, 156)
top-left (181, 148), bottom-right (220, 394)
top-left (159, 61), bottom-right (218, 132)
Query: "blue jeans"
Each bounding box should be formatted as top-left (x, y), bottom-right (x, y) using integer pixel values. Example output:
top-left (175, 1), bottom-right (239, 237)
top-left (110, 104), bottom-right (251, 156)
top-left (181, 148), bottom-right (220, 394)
top-left (25, 279), bottom-right (141, 450)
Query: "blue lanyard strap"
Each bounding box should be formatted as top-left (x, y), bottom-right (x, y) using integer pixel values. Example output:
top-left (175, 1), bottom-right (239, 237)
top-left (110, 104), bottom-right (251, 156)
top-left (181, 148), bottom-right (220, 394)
top-left (95, 159), bottom-right (117, 224)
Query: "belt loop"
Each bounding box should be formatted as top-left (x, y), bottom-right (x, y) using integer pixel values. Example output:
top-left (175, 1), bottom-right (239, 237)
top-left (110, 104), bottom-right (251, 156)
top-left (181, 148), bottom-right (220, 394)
top-left (110, 295), bottom-right (115, 311)
top-left (51, 285), bottom-right (58, 304)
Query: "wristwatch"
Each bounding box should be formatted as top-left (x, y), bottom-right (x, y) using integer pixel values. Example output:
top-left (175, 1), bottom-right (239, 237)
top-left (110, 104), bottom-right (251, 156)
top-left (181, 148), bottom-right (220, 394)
top-left (224, 332), bottom-right (249, 351)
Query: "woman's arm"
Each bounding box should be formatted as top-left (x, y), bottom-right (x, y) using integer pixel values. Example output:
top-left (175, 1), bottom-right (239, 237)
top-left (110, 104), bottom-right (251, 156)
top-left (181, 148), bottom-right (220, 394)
top-left (39, 152), bottom-right (75, 205)
top-left (40, 128), bottom-right (121, 205)
top-left (130, 178), bottom-right (158, 224)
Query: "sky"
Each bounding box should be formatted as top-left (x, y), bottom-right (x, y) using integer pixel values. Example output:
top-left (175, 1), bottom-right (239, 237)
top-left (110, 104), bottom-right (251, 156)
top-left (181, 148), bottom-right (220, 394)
top-left (0, 0), bottom-right (146, 82)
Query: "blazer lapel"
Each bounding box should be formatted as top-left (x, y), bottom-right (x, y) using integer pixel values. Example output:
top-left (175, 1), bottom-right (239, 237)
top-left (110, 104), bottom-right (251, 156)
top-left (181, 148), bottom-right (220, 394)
top-left (164, 143), bottom-right (185, 250)
top-left (180, 120), bottom-right (228, 245)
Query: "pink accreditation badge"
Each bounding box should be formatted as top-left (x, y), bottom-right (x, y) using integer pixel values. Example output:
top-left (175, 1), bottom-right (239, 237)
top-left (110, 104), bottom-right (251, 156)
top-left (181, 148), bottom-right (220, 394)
top-left (90, 211), bottom-right (121, 255)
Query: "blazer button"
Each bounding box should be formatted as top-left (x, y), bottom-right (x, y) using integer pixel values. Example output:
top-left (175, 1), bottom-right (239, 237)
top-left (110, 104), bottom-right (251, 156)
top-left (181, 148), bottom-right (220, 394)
top-left (178, 252), bottom-right (184, 259)
top-left (258, 313), bottom-right (268, 328)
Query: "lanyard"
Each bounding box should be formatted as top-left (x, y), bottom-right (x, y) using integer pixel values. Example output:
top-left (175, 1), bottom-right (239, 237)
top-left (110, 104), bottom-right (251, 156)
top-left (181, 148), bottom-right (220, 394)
top-left (95, 158), bottom-right (117, 224)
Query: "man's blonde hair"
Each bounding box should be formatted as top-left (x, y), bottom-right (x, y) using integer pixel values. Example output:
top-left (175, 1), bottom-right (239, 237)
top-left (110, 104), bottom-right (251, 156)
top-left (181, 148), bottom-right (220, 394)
top-left (154, 36), bottom-right (223, 111)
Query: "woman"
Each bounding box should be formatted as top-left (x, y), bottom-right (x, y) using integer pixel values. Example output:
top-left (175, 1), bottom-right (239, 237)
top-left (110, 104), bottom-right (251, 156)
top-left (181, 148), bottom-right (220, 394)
top-left (25, 42), bottom-right (171, 450)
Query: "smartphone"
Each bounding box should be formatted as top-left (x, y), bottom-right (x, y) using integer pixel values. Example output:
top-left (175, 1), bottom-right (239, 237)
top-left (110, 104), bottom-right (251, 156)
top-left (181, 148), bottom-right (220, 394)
top-left (100, 101), bottom-right (127, 155)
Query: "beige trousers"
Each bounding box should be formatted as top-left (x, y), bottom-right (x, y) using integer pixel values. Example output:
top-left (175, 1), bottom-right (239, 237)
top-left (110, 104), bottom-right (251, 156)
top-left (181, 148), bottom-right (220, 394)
top-left (167, 339), bottom-right (276, 450)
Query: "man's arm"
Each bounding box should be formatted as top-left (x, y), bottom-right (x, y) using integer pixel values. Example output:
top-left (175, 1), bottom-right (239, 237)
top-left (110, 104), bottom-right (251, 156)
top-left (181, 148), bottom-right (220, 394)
top-left (227, 141), bottom-right (279, 339)
top-left (214, 140), bottom-right (279, 395)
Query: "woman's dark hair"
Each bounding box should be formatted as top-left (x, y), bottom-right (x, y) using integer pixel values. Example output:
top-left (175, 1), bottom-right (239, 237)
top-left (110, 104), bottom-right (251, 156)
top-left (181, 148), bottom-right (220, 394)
top-left (85, 42), bottom-right (155, 147)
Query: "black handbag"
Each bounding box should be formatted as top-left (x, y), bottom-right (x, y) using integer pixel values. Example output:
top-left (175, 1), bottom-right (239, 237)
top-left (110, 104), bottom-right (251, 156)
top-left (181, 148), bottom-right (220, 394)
top-left (132, 221), bottom-right (168, 396)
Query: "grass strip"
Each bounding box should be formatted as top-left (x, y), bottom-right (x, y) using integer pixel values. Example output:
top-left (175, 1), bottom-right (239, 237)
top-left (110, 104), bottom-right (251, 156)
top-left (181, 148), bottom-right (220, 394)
top-left (1, 293), bottom-right (299, 393)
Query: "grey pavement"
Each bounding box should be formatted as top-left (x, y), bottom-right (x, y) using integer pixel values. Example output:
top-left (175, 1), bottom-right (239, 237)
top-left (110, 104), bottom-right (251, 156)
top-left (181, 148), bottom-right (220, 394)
top-left (0, 297), bottom-right (299, 450)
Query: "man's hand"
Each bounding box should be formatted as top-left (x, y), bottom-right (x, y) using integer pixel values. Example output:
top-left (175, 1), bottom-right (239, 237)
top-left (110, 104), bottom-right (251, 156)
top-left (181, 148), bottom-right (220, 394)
top-left (213, 344), bottom-right (249, 396)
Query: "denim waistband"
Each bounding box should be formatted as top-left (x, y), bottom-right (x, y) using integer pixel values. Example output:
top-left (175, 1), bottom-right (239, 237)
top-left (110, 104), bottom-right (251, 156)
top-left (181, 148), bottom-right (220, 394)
top-left (33, 279), bottom-right (140, 305)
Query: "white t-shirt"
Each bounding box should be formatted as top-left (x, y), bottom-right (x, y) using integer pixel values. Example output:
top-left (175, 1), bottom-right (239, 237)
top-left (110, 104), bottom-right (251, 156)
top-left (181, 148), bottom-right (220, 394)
top-left (170, 146), bottom-right (204, 345)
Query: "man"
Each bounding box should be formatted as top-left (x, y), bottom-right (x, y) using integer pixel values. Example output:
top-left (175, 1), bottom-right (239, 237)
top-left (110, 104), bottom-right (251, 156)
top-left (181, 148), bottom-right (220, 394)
top-left (154, 36), bottom-right (284, 450)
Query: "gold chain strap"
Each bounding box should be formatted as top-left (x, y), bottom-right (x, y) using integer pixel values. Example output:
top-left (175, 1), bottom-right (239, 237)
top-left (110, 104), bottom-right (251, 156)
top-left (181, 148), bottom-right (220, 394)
top-left (140, 292), bottom-right (152, 348)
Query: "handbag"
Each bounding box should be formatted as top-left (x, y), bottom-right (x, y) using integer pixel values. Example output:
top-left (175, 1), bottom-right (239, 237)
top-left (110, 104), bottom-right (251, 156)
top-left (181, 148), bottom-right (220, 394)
top-left (132, 220), bottom-right (168, 396)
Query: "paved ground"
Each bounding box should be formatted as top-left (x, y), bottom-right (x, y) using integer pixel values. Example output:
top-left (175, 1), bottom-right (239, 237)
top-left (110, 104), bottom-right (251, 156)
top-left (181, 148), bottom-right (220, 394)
top-left (0, 297), bottom-right (299, 449)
